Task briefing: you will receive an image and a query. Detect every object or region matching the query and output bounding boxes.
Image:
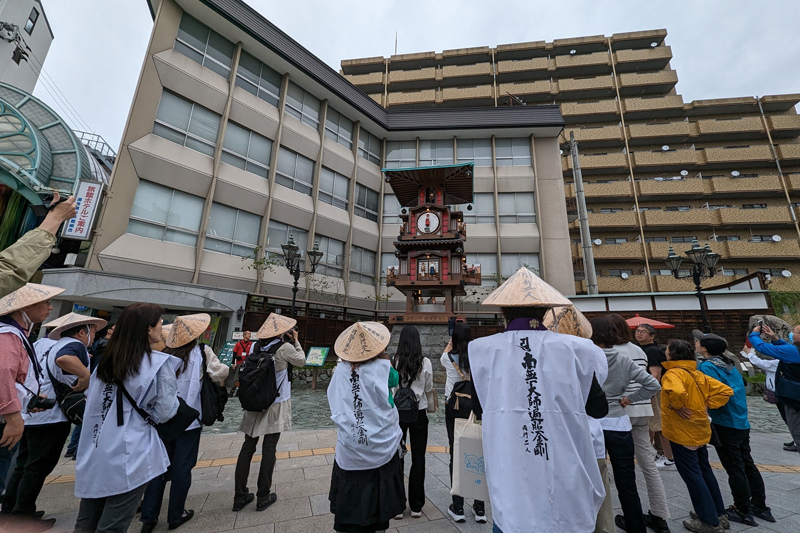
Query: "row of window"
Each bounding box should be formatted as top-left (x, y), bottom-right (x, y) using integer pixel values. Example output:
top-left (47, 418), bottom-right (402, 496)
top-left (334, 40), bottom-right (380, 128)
top-left (599, 268), bottom-right (762, 278)
top-left (379, 192), bottom-right (536, 225)
top-left (593, 203), bottom-right (774, 214)
top-left (579, 235), bottom-right (783, 245)
top-left (384, 138), bottom-right (532, 168)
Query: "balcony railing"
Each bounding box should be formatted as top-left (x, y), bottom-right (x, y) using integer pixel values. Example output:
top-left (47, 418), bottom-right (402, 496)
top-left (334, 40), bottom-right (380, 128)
top-left (632, 149), bottom-right (701, 168)
top-left (703, 145), bottom-right (773, 165)
top-left (709, 175), bottom-right (783, 194)
top-left (726, 240), bottom-right (800, 259)
top-left (695, 116), bottom-right (764, 136)
top-left (637, 177), bottom-right (708, 196)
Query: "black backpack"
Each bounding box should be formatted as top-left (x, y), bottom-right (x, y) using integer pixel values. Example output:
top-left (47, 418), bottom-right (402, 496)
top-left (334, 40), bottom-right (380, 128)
top-left (238, 341), bottom-right (283, 412)
top-left (198, 343), bottom-right (228, 426)
top-left (448, 353), bottom-right (476, 419)
top-left (394, 381), bottom-right (419, 424)
top-left (45, 345), bottom-right (87, 425)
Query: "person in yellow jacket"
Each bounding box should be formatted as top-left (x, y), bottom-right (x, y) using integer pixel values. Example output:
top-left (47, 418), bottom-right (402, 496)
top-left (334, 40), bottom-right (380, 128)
top-left (661, 339), bottom-right (733, 533)
top-left (0, 194), bottom-right (76, 298)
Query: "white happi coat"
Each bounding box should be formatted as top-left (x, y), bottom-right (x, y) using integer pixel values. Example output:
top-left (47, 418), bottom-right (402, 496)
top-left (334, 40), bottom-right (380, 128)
top-left (328, 359), bottom-right (402, 471)
top-left (175, 345), bottom-right (203, 432)
top-left (470, 330), bottom-right (605, 533)
top-left (28, 337), bottom-right (87, 425)
top-left (75, 350), bottom-right (174, 498)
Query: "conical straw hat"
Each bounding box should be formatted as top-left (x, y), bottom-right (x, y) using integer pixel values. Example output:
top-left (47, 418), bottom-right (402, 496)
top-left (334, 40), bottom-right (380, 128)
top-left (257, 313), bottom-right (297, 339)
top-left (166, 313), bottom-right (211, 348)
top-left (544, 306), bottom-right (592, 339)
top-left (334, 321), bottom-right (390, 363)
top-left (482, 267), bottom-right (572, 308)
top-left (152, 324), bottom-right (172, 352)
top-left (48, 313), bottom-right (107, 340)
top-left (0, 283), bottom-right (64, 317)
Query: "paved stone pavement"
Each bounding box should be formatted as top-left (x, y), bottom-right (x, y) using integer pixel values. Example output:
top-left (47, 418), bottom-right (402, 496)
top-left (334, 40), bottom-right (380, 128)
top-left (33, 390), bottom-right (800, 533)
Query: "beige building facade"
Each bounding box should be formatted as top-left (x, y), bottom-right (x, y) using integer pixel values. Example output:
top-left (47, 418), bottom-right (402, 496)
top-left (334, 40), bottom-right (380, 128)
top-left (44, 0), bottom-right (572, 329)
top-left (341, 30), bottom-right (800, 296)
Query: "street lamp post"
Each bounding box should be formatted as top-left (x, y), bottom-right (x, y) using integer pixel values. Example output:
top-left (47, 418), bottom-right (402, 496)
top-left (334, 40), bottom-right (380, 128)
top-left (281, 235), bottom-right (324, 317)
top-left (663, 238), bottom-right (721, 333)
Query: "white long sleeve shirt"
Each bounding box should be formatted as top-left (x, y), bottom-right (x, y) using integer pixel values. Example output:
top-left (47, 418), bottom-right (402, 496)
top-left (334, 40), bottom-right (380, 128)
top-left (742, 350), bottom-right (779, 391)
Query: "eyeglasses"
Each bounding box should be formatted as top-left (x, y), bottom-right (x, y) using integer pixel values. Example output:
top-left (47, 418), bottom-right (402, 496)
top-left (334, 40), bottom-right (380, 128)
top-left (634, 329), bottom-right (649, 334)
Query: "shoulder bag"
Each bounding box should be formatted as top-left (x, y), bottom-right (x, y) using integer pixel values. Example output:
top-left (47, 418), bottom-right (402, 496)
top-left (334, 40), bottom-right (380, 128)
top-left (117, 384), bottom-right (199, 443)
top-left (46, 349), bottom-right (86, 425)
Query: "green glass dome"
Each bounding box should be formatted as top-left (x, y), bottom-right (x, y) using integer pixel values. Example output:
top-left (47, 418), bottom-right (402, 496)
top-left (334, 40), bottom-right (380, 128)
top-left (0, 82), bottom-right (91, 204)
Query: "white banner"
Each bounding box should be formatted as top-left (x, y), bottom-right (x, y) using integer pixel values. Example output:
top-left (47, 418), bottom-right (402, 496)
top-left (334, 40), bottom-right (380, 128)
top-left (62, 180), bottom-right (104, 240)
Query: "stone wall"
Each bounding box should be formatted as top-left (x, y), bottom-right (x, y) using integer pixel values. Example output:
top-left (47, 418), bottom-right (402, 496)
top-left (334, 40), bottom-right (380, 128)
top-left (292, 367), bottom-right (334, 387)
top-left (387, 324), bottom-right (451, 388)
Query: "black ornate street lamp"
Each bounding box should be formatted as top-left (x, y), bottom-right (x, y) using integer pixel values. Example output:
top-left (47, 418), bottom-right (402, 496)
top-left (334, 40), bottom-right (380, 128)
top-left (281, 235), bottom-right (324, 317)
top-left (664, 238), bottom-right (721, 332)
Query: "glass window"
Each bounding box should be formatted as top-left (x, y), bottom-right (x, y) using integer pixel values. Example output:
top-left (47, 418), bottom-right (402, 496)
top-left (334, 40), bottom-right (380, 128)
top-left (665, 206), bottom-right (691, 212)
top-left (315, 235), bottom-right (345, 278)
top-left (605, 238), bottom-right (628, 244)
top-left (742, 204), bottom-right (767, 209)
top-left (350, 245), bottom-right (377, 285)
top-left (174, 13), bottom-right (234, 79)
top-left (318, 167), bottom-right (350, 210)
top-left (127, 181), bottom-right (204, 246)
top-left (204, 203), bottom-right (261, 257)
top-left (324, 107), bottom-right (353, 149)
top-left (153, 91), bottom-right (220, 157)
top-left (456, 139), bottom-right (492, 167)
top-left (382, 194), bottom-right (402, 225)
top-left (501, 254), bottom-right (540, 277)
top-left (608, 269), bottom-right (633, 277)
top-left (419, 139), bottom-right (454, 166)
top-left (495, 138), bottom-right (531, 167)
top-left (221, 121), bottom-right (272, 178)
top-left (750, 235), bottom-right (776, 242)
top-left (459, 193), bottom-right (495, 224)
top-left (358, 128), bottom-right (382, 166)
top-left (235, 51), bottom-right (281, 107)
top-left (385, 141), bottom-right (416, 169)
top-left (265, 220), bottom-right (308, 265)
top-left (600, 208), bottom-right (623, 214)
top-left (643, 237), bottom-right (667, 243)
top-left (466, 253), bottom-right (498, 279)
top-left (24, 8), bottom-right (39, 35)
top-left (713, 235), bottom-right (740, 242)
top-left (275, 147), bottom-right (314, 196)
top-left (380, 252), bottom-right (397, 280)
top-left (498, 192), bottom-right (535, 223)
top-left (285, 82), bottom-right (321, 129)
top-left (354, 184), bottom-right (379, 222)
top-left (759, 268), bottom-right (789, 277)
top-left (671, 236), bottom-right (696, 243)
top-left (721, 268), bottom-right (748, 276)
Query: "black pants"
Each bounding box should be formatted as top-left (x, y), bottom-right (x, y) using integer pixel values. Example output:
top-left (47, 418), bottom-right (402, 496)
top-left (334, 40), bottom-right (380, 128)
top-left (604, 430), bottom-right (646, 533)
top-left (445, 400), bottom-right (484, 513)
top-left (75, 482), bottom-right (148, 533)
top-left (140, 427), bottom-right (202, 524)
top-left (399, 410), bottom-right (428, 513)
top-left (1, 421), bottom-right (71, 515)
top-left (235, 433), bottom-right (281, 503)
top-left (711, 424), bottom-right (765, 514)
top-left (671, 442), bottom-right (724, 527)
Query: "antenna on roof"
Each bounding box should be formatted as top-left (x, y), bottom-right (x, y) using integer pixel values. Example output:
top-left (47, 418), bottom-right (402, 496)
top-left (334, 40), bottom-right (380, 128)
top-left (395, 32), bottom-right (398, 55)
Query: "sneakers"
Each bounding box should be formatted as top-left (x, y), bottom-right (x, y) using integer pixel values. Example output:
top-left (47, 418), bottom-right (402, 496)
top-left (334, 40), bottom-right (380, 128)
top-left (394, 512), bottom-right (404, 520)
top-left (690, 511), bottom-right (729, 530)
top-left (683, 518), bottom-right (725, 533)
top-left (256, 493), bottom-right (277, 512)
top-left (167, 510), bottom-right (194, 530)
top-left (655, 454), bottom-right (675, 468)
top-left (232, 492), bottom-right (254, 512)
top-left (644, 511), bottom-right (671, 533)
top-left (783, 442), bottom-right (797, 452)
top-left (448, 504), bottom-right (466, 523)
top-left (751, 506), bottom-right (775, 523)
top-left (474, 507), bottom-right (487, 523)
top-left (724, 506), bottom-right (757, 527)
top-left (410, 510), bottom-right (422, 518)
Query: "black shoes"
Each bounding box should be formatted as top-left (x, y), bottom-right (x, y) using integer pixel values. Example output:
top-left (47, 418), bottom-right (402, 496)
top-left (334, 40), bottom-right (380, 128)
top-left (63, 451), bottom-right (75, 459)
top-left (724, 506), bottom-right (757, 527)
top-left (168, 509), bottom-right (194, 530)
top-left (232, 493), bottom-right (255, 512)
top-left (256, 493), bottom-right (277, 512)
top-left (614, 514), bottom-right (628, 531)
top-left (448, 504), bottom-right (465, 523)
top-left (644, 511), bottom-right (671, 532)
top-left (783, 441), bottom-right (797, 452)
top-left (140, 521), bottom-right (157, 533)
top-left (751, 506), bottom-right (775, 523)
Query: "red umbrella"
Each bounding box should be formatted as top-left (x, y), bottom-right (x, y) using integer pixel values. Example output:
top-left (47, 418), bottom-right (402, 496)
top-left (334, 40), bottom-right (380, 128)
top-left (625, 314), bottom-right (675, 330)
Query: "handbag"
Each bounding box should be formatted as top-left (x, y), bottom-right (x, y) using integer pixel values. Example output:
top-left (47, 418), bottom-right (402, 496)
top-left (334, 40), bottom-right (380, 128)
top-left (426, 388), bottom-right (438, 414)
top-left (118, 385), bottom-right (199, 443)
top-left (198, 344), bottom-right (228, 426)
top-left (45, 351), bottom-right (86, 425)
top-left (451, 411), bottom-right (489, 501)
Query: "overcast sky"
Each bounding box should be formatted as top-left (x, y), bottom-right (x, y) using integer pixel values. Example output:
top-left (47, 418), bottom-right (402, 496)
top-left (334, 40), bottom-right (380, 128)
top-left (32, 0), bottom-right (800, 150)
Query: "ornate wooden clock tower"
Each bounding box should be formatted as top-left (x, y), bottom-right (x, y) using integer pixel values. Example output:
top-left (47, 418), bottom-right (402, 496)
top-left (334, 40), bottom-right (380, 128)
top-left (383, 163), bottom-right (481, 324)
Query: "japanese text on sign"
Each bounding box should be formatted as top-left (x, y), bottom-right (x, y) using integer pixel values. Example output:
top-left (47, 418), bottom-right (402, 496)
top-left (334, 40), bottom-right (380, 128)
top-left (62, 180), bottom-right (104, 240)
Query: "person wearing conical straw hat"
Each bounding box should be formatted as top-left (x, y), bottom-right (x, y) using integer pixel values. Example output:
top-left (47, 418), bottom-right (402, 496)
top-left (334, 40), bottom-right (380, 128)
top-left (327, 322), bottom-right (406, 533)
top-left (2, 313), bottom-right (105, 517)
top-left (73, 303), bottom-right (180, 533)
top-left (0, 283), bottom-right (63, 514)
top-left (150, 323), bottom-right (172, 353)
top-left (468, 267), bottom-right (609, 533)
top-left (139, 313), bottom-right (228, 532)
top-left (233, 313), bottom-right (305, 513)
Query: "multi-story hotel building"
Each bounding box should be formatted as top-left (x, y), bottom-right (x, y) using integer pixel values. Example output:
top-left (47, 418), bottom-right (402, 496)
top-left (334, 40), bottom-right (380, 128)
top-left (340, 31), bottom-right (800, 295)
top-left (43, 0), bottom-right (572, 338)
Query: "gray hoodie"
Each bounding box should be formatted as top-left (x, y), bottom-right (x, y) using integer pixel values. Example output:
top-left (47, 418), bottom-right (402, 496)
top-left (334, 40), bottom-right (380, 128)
top-left (602, 347), bottom-right (661, 419)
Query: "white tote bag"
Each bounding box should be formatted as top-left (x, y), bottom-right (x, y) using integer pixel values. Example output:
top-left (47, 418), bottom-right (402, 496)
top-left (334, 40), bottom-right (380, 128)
top-left (451, 412), bottom-right (490, 501)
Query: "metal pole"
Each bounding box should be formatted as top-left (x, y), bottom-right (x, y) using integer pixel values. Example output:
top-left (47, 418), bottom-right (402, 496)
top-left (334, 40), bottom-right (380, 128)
top-left (570, 131), bottom-right (598, 294)
top-left (291, 266), bottom-right (300, 317)
top-left (694, 268), bottom-right (710, 332)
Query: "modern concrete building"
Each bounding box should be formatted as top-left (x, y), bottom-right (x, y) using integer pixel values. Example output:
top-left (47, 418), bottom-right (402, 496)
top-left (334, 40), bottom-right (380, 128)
top-left (341, 30), bottom-right (800, 296)
top-left (43, 0), bottom-right (573, 338)
top-left (0, 0), bottom-right (52, 94)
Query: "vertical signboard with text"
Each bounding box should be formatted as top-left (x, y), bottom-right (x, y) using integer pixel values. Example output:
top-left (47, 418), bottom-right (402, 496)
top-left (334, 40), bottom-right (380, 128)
top-left (62, 179), bottom-right (104, 240)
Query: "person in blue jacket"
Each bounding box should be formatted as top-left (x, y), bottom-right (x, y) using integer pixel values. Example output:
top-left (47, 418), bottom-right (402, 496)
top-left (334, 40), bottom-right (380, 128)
top-left (694, 330), bottom-right (774, 527)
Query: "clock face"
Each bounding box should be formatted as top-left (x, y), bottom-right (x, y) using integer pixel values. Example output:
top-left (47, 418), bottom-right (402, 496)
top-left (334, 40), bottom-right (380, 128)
top-left (417, 212), bottom-right (440, 234)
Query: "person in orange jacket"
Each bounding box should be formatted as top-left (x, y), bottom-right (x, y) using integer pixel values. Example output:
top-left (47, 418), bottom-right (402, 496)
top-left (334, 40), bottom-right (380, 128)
top-left (661, 339), bottom-right (733, 533)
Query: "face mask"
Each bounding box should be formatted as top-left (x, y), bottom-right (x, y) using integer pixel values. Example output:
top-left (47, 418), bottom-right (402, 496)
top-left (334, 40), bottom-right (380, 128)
top-left (791, 332), bottom-right (795, 342)
top-left (86, 325), bottom-right (93, 346)
top-left (20, 310), bottom-right (33, 334)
